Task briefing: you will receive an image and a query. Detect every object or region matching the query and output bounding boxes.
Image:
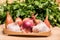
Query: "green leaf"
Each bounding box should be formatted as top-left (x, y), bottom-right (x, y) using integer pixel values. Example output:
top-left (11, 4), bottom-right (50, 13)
top-left (34, 1), bottom-right (39, 5)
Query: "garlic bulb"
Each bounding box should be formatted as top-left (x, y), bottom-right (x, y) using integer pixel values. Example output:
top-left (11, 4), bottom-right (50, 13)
top-left (32, 21), bottom-right (50, 32)
top-left (7, 23), bottom-right (22, 32)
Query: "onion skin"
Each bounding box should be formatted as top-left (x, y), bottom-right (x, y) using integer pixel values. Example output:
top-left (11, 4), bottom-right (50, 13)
top-left (23, 18), bottom-right (31, 22)
top-left (15, 17), bottom-right (23, 26)
top-left (44, 16), bottom-right (51, 28)
top-left (6, 12), bottom-right (13, 28)
top-left (7, 23), bottom-right (22, 32)
top-left (32, 21), bottom-right (50, 32)
top-left (22, 18), bottom-right (35, 32)
top-left (31, 13), bottom-right (40, 25)
top-left (34, 19), bottom-right (40, 25)
top-left (22, 19), bottom-right (34, 28)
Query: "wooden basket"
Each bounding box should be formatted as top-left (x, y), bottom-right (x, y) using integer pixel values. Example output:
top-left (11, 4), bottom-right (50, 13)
top-left (3, 26), bottom-right (52, 37)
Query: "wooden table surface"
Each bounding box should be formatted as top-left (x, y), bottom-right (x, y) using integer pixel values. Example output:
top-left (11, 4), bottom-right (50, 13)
top-left (0, 27), bottom-right (60, 40)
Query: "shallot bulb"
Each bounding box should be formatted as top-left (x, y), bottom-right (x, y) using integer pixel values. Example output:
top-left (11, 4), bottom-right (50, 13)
top-left (15, 17), bottom-right (23, 26)
top-left (23, 18), bottom-right (31, 22)
top-left (44, 16), bottom-right (51, 28)
top-left (32, 21), bottom-right (50, 33)
top-left (31, 13), bottom-right (40, 25)
top-left (22, 18), bottom-right (35, 33)
top-left (6, 12), bottom-right (14, 28)
top-left (7, 23), bottom-right (22, 32)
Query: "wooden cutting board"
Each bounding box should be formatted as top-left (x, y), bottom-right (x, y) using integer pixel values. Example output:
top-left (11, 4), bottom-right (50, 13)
top-left (3, 28), bottom-right (51, 37)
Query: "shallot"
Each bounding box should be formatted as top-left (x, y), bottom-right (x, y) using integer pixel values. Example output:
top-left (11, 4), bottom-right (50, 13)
top-left (7, 23), bottom-right (22, 32)
top-left (44, 16), bottom-right (51, 28)
top-left (15, 17), bottom-right (23, 26)
top-left (31, 13), bottom-right (40, 25)
top-left (32, 21), bottom-right (50, 32)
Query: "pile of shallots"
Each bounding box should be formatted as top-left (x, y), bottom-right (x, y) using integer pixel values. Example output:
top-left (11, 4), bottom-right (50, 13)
top-left (5, 12), bottom-right (51, 33)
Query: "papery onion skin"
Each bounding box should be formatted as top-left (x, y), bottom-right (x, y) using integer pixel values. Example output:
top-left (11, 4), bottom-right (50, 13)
top-left (15, 17), bottom-right (23, 26)
top-left (23, 18), bottom-right (31, 22)
top-left (6, 12), bottom-right (14, 28)
top-left (44, 16), bottom-right (51, 28)
top-left (22, 19), bottom-right (35, 28)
